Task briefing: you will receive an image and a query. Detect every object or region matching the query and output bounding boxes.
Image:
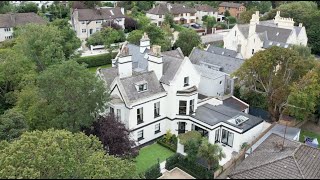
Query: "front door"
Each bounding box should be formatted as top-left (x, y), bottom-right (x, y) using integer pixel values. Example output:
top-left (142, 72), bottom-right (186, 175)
top-left (89, 29), bottom-right (93, 35)
top-left (178, 122), bottom-right (186, 134)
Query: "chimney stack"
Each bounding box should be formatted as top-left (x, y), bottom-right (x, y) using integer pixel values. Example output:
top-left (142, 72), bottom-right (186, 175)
top-left (118, 44), bottom-right (132, 78)
top-left (148, 45), bottom-right (163, 80)
top-left (299, 23), bottom-right (302, 27)
top-left (140, 32), bottom-right (150, 53)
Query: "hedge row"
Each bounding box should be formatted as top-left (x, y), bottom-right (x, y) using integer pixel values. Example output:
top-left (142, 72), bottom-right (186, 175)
top-left (157, 138), bottom-right (177, 152)
top-left (165, 153), bottom-right (214, 179)
top-left (74, 52), bottom-right (117, 68)
top-left (144, 163), bottom-right (162, 179)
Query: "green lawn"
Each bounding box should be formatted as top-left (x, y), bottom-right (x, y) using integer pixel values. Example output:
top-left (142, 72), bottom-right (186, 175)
top-left (299, 130), bottom-right (320, 147)
top-left (134, 143), bottom-right (175, 174)
top-left (88, 64), bottom-right (112, 73)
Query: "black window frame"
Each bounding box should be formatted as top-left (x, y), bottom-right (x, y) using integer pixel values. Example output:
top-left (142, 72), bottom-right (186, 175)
top-left (179, 101), bottom-right (187, 115)
top-left (215, 129), bottom-right (220, 143)
top-left (221, 129), bottom-right (234, 147)
top-left (110, 107), bottom-right (114, 115)
top-left (189, 99), bottom-right (194, 114)
top-left (137, 130), bottom-right (144, 141)
top-left (154, 102), bottom-right (160, 118)
top-left (137, 107), bottom-right (144, 124)
top-left (184, 77), bottom-right (189, 87)
top-left (155, 123), bottom-right (160, 134)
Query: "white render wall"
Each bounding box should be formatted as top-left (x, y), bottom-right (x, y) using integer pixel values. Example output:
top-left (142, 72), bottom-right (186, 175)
top-left (146, 13), bottom-right (164, 26)
top-left (198, 74), bottom-right (227, 97)
top-left (0, 27), bottom-right (13, 42)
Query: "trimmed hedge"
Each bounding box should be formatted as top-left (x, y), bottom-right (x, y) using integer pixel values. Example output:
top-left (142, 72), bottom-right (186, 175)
top-left (165, 153), bottom-right (215, 179)
top-left (73, 52), bottom-right (117, 68)
top-left (157, 138), bottom-right (177, 152)
top-left (144, 163), bottom-right (162, 179)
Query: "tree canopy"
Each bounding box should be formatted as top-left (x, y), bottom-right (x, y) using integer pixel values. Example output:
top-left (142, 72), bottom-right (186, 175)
top-left (174, 29), bottom-right (201, 56)
top-left (144, 24), bottom-right (172, 52)
top-left (127, 30), bottom-right (144, 45)
top-left (0, 129), bottom-right (137, 179)
top-left (233, 46), bottom-right (319, 121)
top-left (86, 27), bottom-right (125, 49)
top-left (198, 138), bottom-right (225, 171)
top-left (0, 109), bottom-right (28, 141)
top-left (16, 60), bottom-right (108, 132)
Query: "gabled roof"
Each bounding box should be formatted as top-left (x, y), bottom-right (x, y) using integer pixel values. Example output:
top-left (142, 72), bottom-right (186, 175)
top-left (76, 7), bottom-right (125, 21)
top-left (193, 64), bottom-right (227, 80)
top-left (237, 24), bottom-right (249, 38)
top-left (161, 47), bottom-right (184, 59)
top-left (195, 5), bottom-right (216, 12)
top-left (0, 12), bottom-right (47, 28)
top-left (256, 24), bottom-right (292, 43)
top-left (170, 4), bottom-right (197, 14)
top-left (147, 3), bottom-right (169, 15)
top-left (219, 2), bottom-right (244, 8)
top-left (160, 55), bottom-right (184, 85)
top-left (118, 71), bottom-right (166, 103)
top-left (207, 46), bottom-right (239, 58)
top-left (229, 133), bottom-right (320, 179)
top-left (189, 48), bottom-right (244, 74)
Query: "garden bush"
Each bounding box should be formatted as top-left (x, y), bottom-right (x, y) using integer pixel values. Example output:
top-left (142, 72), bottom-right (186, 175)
top-left (157, 131), bottom-right (178, 152)
top-left (74, 52), bottom-right (117, 68)
top-left (144, 163), bottom-right (162, 179)
top-left (165, 153), bottom-right (215, 179)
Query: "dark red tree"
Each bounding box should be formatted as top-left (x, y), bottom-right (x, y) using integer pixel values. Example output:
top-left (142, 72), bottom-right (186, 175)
top-left (124, 17), bottom-right (138, 32)
top-left (84, 114), bottom-right (138, 158)
top-left (102, 21), bottom-right (123, 30)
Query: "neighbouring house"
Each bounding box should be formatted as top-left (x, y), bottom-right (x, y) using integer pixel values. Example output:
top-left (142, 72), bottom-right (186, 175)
top-left (0, 12), bottom-right (47, 42)
top-left (229, 133), bottom-right (320, 179)
top-left (146, 3), bottom-right (197, 26)
top-left (195, 4), bottom-right (221, 24)
top-left (71, 6), bottom-right (125, 42)
top-left (218, 2), bottom-right (246, 18)
top-left (223, 11), bottom-right (308, 59)
top-left (206, 44), bottom-right (243, 59)
top-left (10, 1), bottom-right (55, 8)
top-left (96, 33), bottom-right (269, 166)
top-left (189, 47), bottom-right (244, 97)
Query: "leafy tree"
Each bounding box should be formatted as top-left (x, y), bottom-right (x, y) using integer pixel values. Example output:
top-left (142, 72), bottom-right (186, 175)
top-left (86, 27), bottom-right (125, 51)
top-left (198, 138), bottom-right (225, 171)
top-left (0, 129), bottom-right (137, 179)
top-left (233, 46), bottom-right (318, 122)
top-left (0, 48), bottom-right (36, 114)
top-left (238, 7), bottom-right (258, 24)
top-left (174, 29), bottom-right (201, 56)
top-left (307, 20), bottom-right (320, 55)
top-left (224, 10), bottom-right (231, 17)
top-left (145, 24), bottom-right (172, 51)
top-left (127, 30), bottom-right (144, 45)
top-left (102, 21), bottom-right (123, 30)
top-left (45, 2), bottom-right (70, 20)
top-left (103, 2), bottom-right (114, 7)
top-left (257, 1), bottom-right (272, 14)
top-left (0, 1), bottom-right (13, 14)
top-left (13, 24), bottom-right (65, 72)
top-left (178, 131), bottom-right (202, 162)
top-left (202, 15), bottom-right (208, 22)
top-left (136, 1), bottom-right (155, 12)
top-left (16, 61), bottom-right (109, 132)
top-left (84, 115), bottom-right (137, 158)
top-left (204, 16), bottom-right (216, 29)
top-left (0, 109), bottom-right (28, 141)
top-left (164, 13), bottom-right (174, 27)
top-left (124, 17), bottom-right (138, 32)
top-left (136, 14), bottom-right (151, 30)
top-left (15, 2), bottom-right (38, 13)
top-left (227, 16), bottom-right (237, 24)
top-left (50, 19), bottom-right (81, 59)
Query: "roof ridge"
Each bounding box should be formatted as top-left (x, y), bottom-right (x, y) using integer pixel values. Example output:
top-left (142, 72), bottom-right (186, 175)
top-left (194, 47), bottom-right (244, 61)
top-left (291, 150), bottom-right (305, 179)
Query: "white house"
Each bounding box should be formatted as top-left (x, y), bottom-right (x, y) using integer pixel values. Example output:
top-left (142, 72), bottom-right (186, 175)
top-left (71, 6), bottom-right (125, 42)
top-left (223, 11), bottom-right (308, 59)
top-left (97, 33), bottom-right (269, 166)
top-left (189, 46), bottom-right (244, 97)
top-left (0, 12), bottom-right (47, 42)
top-left (195, 4), bottom-right (225, 24)
top-left (146, 3), bottom-right (197, 26)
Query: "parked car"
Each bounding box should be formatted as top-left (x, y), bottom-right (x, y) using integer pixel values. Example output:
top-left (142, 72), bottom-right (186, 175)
top-left (182, 24), bottom-right (190, 28)
top-left (191, 23), bottom-right (201, 29)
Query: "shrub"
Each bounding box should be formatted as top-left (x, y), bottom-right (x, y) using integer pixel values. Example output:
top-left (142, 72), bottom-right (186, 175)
top-left (165, 153), bottom-right (180, 170)
top-left (240, 142), bottom-right (249, 150)
top-left (74, 53), bottom-right (117, 68)
top-left (157, 138), bottom-right (177, 152)
top-left (144, 163), bottom-right (162, 179)
top-left (157, 131), bottom-right (178, 152)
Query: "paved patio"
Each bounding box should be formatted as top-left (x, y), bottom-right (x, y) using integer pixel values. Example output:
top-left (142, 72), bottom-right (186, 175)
top-left (158, 167), bottom-right (195, 179)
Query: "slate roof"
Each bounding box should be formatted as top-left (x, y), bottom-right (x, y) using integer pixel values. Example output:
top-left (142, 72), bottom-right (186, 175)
top-left (237, 24), bottom-right (249, 38)
top-left (229, 133), bottom-right (320, 179)
top-left (147, 3), bottom-right (196, 15)
top-left (161, 47), bottom-right (184, 59)
top-left (193, 64), bottom-right (227, 80)
top-left (189, 48), bottom-right (244, 74)
top-left (76, 7), bottom-right (125, 21)
top-left (99, 67), bottom-right (118, 86)
top-left (219, 2), bottom-right (243, 8)
top-left (147, 3), bottom-right (169, 15)
top-left (256, 24), bottom-right (292, 43)
top-left (160, 55), bottom-right (184, 85)
top-left (195, 5), bottom-right (216, 12)
top-left (0, 12), bottom-right (47, 28)
top-left (223, 96), bottom-right (248, 112)
top-left (118, 71), bottom-right (166, 103)
top-left (192, 104), bottom-right (263, 132)
top-left (207, 46), bottom-right (239, 58)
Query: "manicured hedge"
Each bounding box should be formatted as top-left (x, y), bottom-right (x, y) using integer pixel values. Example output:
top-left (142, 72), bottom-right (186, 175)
top-left (157, 138), bottom-right (177, 152)
top-left (74, 52), bottom-right (117, 68)
top-left (165, 153), bottom-right (215, 179)
top-left (144, 163), bottom-right (162, 179)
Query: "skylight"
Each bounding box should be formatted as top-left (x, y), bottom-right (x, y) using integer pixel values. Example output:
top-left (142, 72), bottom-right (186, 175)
top-left (276, 32), bottom-right (279, 36)
top-left (235, 116), bottom-right (249, 125)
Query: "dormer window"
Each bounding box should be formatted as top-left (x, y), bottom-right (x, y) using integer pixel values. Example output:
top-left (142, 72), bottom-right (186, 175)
top-left (184, 77), bottom-right (189, 87)
top-left (135, 81), bottom-right (148, 92)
